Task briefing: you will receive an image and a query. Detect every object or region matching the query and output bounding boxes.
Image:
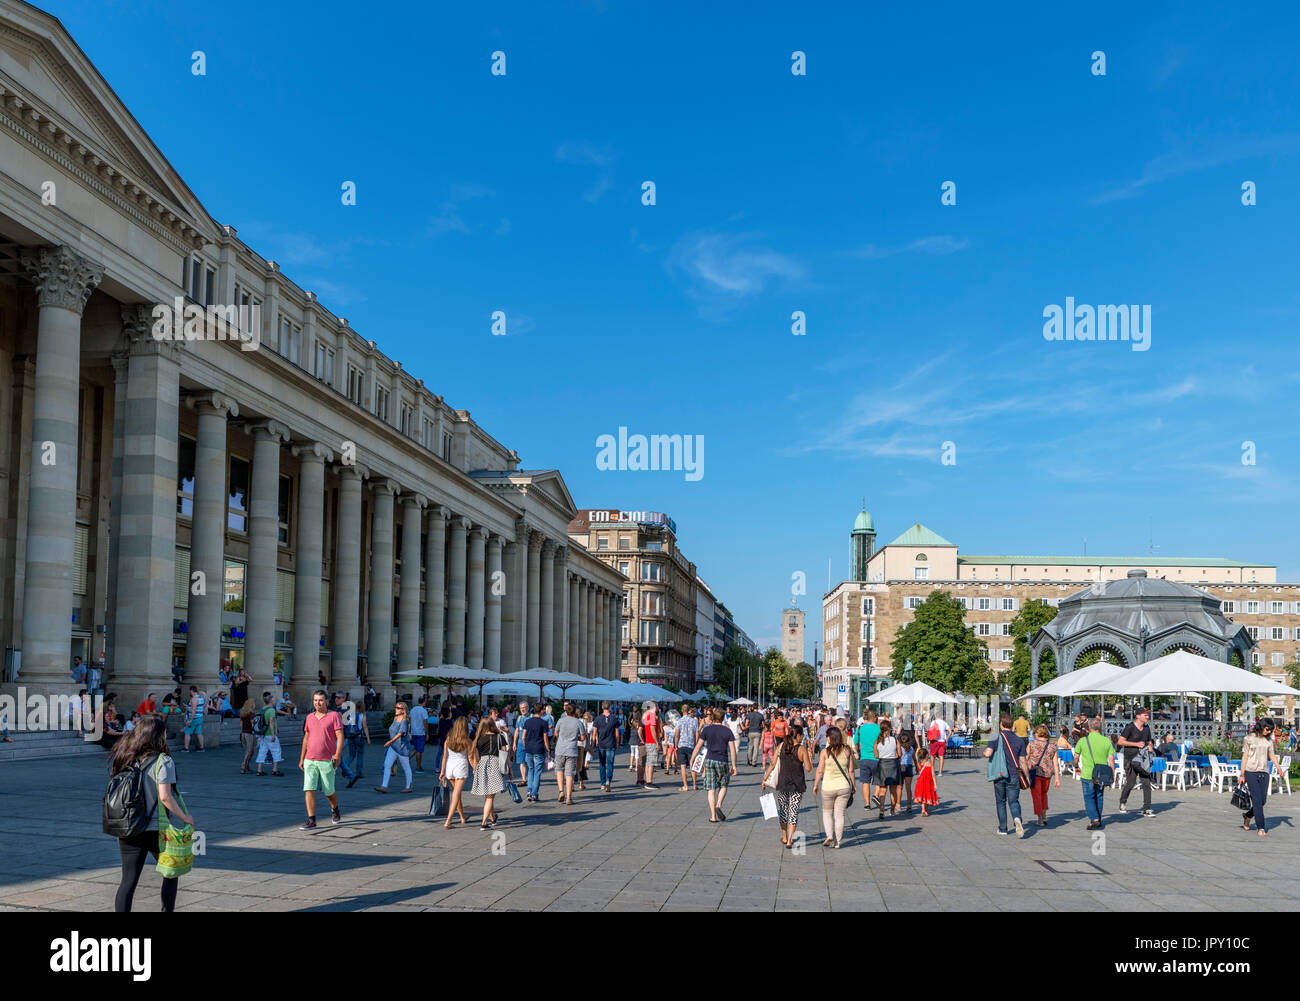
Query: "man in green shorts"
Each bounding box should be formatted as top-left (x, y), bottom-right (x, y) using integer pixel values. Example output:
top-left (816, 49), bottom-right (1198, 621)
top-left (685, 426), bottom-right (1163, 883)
top-left (298, 690), bottom-right (344, 830)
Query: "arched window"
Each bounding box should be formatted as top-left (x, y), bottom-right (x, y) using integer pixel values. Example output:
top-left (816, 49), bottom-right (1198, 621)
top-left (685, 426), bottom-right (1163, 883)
top-left (915, 553), bottom-right (928, 561)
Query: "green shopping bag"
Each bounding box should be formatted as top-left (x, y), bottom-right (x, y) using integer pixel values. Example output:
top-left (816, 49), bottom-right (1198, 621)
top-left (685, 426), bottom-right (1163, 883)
top-left (155, 756), bottom-right (194, 879)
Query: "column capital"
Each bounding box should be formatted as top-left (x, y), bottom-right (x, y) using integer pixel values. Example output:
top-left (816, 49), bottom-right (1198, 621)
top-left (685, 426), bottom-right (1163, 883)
top-left (371, 477), bottom-right (400, 497)
top-left (335, 461), bottom-right (370, 480)
top-left (120, 303), bottom-right (154, 343)
top-left (400, 492), bottom-right (429, 510)
top-left (552, 543), bottom-right (568, 564)
top-left (452, 515), bottom-right (472, 532)
top-left (20, 244), bottom-right (103, 314)
top-left (527, 531), bottom-right (545, 553)
top-left (185, 391), bottom-right (239, 419)
top-left (110, 351), bottom-right (129, 380)
top-left (469, 525), bottom-right (490, 541)
top-left (486, 533), bottom-right (505, 551)
top-left (541, 538), bottom-right (557, 559)
top-left (292, 440), bottom-right (334, 463)
top-left (247, 420), bottom-right (292, 445)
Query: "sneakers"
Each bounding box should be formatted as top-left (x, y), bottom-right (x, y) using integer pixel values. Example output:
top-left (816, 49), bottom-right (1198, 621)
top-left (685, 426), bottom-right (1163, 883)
top-left (1086, 820), bottom-right (1103, 831)
top-left (644, 783), bottom-right (657, 790)
top-left (995, 829), bottom-right (1009, 836)
top-left (1141, 809), bottom-right (1155, 818)
top-left (1013, 817), bottom-right (1025, 839)
top-left (330, 809), bottom-right (342, 825)
top-left (1117, 803), bottom-right (1129, 813)
top-left (299, 819), bottom-right (317, 830)
top-left (373, 786), bottom-right (387, 794)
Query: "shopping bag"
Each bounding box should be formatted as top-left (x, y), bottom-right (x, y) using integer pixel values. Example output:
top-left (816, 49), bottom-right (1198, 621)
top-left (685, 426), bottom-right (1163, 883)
top-left (1230, 783), bottom-right (1252, 813)
top-left (545, 757), bottom-right (555, 771)
top-left (759, 792), bottom-right (778, 820)
top-left (428, 782), bottom-right (446, 817)
top-left (498, 748), bottom-right (511, 776)
top-left (506, 779), bottom-right (523, 804)
top-left (155, 757), bottom-right (194, 878)
top-left (691, 751), bottom-right (706, 774)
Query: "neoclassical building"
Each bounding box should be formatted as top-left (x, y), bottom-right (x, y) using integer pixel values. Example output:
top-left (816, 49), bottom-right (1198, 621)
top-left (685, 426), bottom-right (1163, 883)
top-left (0, 0), bottom-right (624, 702)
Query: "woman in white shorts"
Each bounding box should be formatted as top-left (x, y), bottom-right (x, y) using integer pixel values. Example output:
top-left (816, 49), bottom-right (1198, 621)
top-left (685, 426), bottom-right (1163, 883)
top-left (439, 716), bottom-right (472, 828)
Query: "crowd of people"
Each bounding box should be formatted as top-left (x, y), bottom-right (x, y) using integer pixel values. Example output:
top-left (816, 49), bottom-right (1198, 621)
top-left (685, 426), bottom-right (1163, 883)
top-left (100, 683), bottom-right (1295, 913)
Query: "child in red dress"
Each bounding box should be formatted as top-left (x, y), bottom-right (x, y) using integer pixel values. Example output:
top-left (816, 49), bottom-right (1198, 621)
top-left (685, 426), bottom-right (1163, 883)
top-left (914, 746), bottom-right (939, 816)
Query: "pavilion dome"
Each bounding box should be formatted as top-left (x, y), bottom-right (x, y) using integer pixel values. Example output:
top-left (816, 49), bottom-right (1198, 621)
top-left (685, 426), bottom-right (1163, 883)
top-left (853, 509), bottom-right (874, 533)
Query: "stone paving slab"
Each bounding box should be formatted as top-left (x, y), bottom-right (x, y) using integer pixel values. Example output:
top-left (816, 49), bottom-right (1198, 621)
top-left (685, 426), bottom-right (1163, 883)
top-left (1, 738), bottom-right (1297, 911)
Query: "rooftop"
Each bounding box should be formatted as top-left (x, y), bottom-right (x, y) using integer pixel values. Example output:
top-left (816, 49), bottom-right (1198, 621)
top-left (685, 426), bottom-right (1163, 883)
top-left (958, 555), bottom-right (1268, 568)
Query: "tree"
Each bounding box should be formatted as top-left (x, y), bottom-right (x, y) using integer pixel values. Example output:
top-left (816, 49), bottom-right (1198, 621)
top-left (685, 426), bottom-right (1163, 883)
top-left (790, 661), bottom-right (817, 701)
top-left (890, 590), bottom-right (993, 695)
top-left (764, 647), bottom-right (796, 700)
top-left (715, 643), bottom-right (750, 695)
top-left (1005, 600), bottom-right (1058, 697)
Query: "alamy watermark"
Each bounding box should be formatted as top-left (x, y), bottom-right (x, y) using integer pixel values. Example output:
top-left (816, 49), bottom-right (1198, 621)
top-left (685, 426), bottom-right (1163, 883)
top-left (151, 298), bottom-right (261, 352)
top-left (0, 688), bottom-right (104, 740)
top-left (595, 427), bottom-right (704, 481)
top-left (1042, 298), bottom-right (1150, 352)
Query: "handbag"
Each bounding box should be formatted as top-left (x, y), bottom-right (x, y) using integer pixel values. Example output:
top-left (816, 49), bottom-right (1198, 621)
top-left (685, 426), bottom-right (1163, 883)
top-left (1133, 746), bottom-right (1155, 777)
top-left (155, 757), bottom-right (194, 879)
top-left (428, 782), bottom-right (447, 817)
top-left (1003, 732), bottom-right (1032, 790)
top-left (829, 748), bottom-right (855, 809)
top-left (759, 792), bottom-right (778, 820)
top-left (691, 750), bottom-right (706, 774)
top-left (506, 778), bottom-right (523, 804)
top-left (1082, 735), bottom-right (1114, 787)
top-left (763, 754), bottom-right (781, 789)
top-left (1230, 782), bottom-right (1252, 813)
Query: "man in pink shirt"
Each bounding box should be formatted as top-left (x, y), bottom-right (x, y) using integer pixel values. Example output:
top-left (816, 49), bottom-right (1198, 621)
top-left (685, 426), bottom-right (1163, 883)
top-left (298, 690), bottom-right (345, 829)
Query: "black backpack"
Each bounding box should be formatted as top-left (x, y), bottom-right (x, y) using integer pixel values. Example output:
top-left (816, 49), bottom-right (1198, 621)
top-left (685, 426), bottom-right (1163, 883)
top-left (102, 756), bottom-right (154, 838)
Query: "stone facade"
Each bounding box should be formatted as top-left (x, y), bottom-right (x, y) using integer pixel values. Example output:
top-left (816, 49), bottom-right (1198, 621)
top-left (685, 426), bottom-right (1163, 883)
top-left (0, 1), bottom-right (623, 705)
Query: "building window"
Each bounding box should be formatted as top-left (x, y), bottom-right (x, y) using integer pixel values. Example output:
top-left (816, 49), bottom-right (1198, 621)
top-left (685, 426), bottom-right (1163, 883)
top-left (1270, 627), bottom-right (1285, 641)
top-left (1000, 649), bottom-right (1014, 662)
top-left (374, 387), bottom-right (390, 422)
top-left (860, 621), bottom-right (873, 641)
top-left (860, 646), bottom-right (871, 667)
top-left (1000, 622), bottom-right (1013, 636)
top-left (184, 255), bottom-right (216, 306)
top-left (277, 475), bottom-right (292, 545)
top-left (1270, 601), bottom-right (1285, 615)
top-left (1247, 626), bottom-right (1260, 640)
top-left (399, 403), bottom-right (413, 437)
top-left (642, 563), bottom-right (662, 582)
top-left (906, 596), bottom-right (922, 610)
top-left (442, 431), bottom-right (452, 460)
top-left (618, 538), bottom-right (630, 549)
top-left (1252, 652), bottom-right (1262, 667)
top-left (975, 623), bottom-right (992, 636)
top-left (1001, 597), bottom-right (1018, 611)
top-left (642, 592), bottom-right (662, 616)
top-left (314, 343), bottom-right (334, 384)
top-left (622, 591), bottom-right (630, 611)
top-left (176, 435), bottom-right (196, 517)
top-left (346, 365), bottom-right (364, 405)
top-left (956, 596), bottom-right (971, 609)
top-left (639, 620), bottom-right (663, 645)
top-left (621, 621), bottom-right (629, 642)
top-left (597, 536), bottom-right (609, 551)
top-left (228, 457), bottom-right (249, 532)
top-left (915, 553), bottom-right (927, 561)
top-left (1246, 601), bottom-right (1260, 614)
top-left (278, 317), bottom-right (301, 365)
top-left (977, 597), bottom-right (992, 611)
top-left (861, 597), bottom-right (873, 616)
top-left (914, 567), bottom-right (929, 580)
top-left (1221, 600), bottom-right (1235, 613)
top-left (422, 417), bottom-right (436, 450)
top-left (1272, 652), bottom-right (1285, 667)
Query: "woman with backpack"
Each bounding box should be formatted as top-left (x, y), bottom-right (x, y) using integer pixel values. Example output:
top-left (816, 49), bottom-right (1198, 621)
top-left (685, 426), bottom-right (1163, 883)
top-left (105, 716), bottom-right (193, 912)
top-left (1025, 723), bottom-right (1061, 827)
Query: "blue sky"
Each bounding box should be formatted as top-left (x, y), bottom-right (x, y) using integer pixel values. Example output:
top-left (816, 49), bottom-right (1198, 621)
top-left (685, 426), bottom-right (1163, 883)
top-left (55, 0), bottom-right (1300, 657)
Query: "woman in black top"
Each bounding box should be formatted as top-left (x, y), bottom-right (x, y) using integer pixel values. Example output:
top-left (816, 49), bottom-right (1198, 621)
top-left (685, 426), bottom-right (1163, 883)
top-left (762, 729), bottom-right (812, 848)
top-left (107, 716), bottom-right (193, 911)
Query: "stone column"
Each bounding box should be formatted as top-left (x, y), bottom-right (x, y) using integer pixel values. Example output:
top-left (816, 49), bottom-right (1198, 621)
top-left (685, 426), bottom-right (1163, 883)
top-left (503, 517), bottom-right (528, 668)
top-left (587, 583), bottom-right (599, 678)
top-left (595, 587), bottom-right (606, 681)
top-left (539, 541), bottom-right (555, 669)
top-left (485, 534), bottom-right (503, 672)
top-left (17, 246), bottom-right (102, 683)
top-left (244, 421), bottom-right (289, 678)
top-left (110, 332), bottom-right (181, 692)
top-left (397, 493), bottom-right (427, 674)
top-left (525, 532), bottom-right (542, 669)
top-left (330, 464), bottom-right (367, 687)
top-left (568, 575), bottom-right (580, 678)
top-left (293, 443), bottom-right (331, 684)
top-left (466, 526), bottom-right (487, 669)
top-left (611, 593), bottom-right (621, 681)
top-left (366, 479), bottom-right (398, 686)
top-left (552, 545), bottom-right (568, 671)
top-left (104, 346), bottom-right (128, 684)
top-left (576, 581), bottom-right (589, 678)
top-left (186, 392), bottom-right (238, 681)
top-left (423, 505), bottom-right (449, 667)
top-left (446, 516), bottom-right (469, 664)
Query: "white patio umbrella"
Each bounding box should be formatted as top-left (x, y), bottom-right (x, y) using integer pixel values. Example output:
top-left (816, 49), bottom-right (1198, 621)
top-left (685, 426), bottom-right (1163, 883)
top-left (391, 665), bottom-right (502, 706)
top-left (874, 681), bottom-right (958, 704)
top-left (628, 683), bottom-right (683, 703)
top-left (1105, 650), bottom-right (1300, 698)
top-left (549, 681), bottom-right (640, 702)
top-left (870, 682), bottom-right (907, 703)
top-left (728, 696), bottom-right (755, 706)
top-left (496, 669), bottom-right (615, 702)
top-left (1018, 661), bottom-right (1127, 701)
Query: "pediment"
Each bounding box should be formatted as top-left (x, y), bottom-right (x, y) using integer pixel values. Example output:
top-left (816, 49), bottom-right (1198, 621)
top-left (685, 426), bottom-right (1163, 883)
top-left (0, 3), bottom-right (214, 242)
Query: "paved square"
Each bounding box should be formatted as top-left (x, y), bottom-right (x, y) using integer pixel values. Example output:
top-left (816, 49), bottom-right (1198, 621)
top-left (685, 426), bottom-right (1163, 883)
top-left (1, 736), bottom-right (1296, 911)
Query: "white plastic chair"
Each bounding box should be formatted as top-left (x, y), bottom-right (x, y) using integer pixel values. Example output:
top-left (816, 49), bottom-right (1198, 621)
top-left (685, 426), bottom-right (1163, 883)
top-left (1162, 750), bottom-right (1189, 791)
top-left (1269, 756), bottom-right (1292, 796)
top-left (1208, 754), bottom-right (1239, 794)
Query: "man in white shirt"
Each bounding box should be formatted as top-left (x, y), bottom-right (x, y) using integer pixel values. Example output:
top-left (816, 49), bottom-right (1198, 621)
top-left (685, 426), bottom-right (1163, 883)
top-left (930, 714), bottom-right (951, 776)
top-left (409, 695), bottom-right (430, 772)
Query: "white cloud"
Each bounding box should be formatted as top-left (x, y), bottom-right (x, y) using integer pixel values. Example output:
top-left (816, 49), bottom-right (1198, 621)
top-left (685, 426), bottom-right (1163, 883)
top-left (667, 231), bottom-right (806, 301)
top-left (846, 235), bottom-right (970, 260)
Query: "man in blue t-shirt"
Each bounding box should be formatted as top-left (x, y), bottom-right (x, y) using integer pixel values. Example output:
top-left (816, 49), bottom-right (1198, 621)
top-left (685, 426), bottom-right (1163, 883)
top-left (521, 706), bottom-right (550, 802)
top-left (593, 702), bottom-right (621, 792)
